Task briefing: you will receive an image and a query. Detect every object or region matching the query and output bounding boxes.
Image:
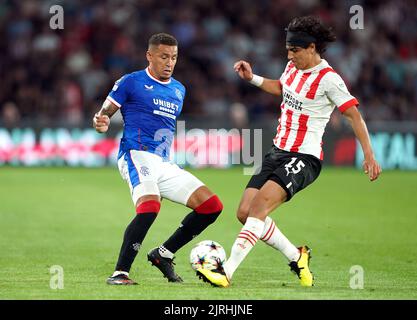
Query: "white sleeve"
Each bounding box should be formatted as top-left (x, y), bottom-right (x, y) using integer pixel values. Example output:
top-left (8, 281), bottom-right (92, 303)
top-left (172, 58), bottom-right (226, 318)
top-left (324, 72), bottom-right (359, 113)
top-left (279, 61), bottom-right (294, 84)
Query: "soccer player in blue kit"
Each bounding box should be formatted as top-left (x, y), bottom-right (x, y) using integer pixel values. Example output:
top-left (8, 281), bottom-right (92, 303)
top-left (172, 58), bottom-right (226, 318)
top-left (93, 33), bottom-right (223, 285)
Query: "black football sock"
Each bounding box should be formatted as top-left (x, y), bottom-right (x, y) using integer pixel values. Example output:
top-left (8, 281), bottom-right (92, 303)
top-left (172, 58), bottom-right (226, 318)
top-left (162, 210), bottom-right (220, 254)
top-left (115, 212), bottom-right (157, 272)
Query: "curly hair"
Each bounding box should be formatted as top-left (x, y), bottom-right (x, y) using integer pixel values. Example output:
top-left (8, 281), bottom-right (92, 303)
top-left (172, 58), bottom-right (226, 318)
top-left (287, 16), bottom-right (336, 54)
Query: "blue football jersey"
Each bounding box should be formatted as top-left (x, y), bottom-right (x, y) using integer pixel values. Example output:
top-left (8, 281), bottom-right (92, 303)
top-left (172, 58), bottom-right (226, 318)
top-left (107, 68), bottom-right (185, 161)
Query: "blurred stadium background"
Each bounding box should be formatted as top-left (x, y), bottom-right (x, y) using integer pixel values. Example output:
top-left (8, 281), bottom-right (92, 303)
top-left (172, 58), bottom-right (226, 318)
top-left (1, 0), bottom-right (417, 169)
top-left (1, 0), bottom-right (417, 300)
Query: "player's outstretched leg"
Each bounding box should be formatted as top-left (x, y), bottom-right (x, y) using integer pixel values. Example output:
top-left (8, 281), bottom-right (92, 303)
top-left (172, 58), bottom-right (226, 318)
top-left (106, 199), bottom-right (160, 285)
top-left (197, 181), bottom-right (288, 287)
top-left (238, 190), bottom-right (301, 261)
top-left (148, 194), bottom-right (223, 282)
top-left (237, 185), bottom-right (314, 286)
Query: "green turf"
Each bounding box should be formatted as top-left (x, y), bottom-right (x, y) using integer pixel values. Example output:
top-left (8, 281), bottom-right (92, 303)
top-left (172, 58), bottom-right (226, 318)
top-left (0, 166), bottom-right (416, 300)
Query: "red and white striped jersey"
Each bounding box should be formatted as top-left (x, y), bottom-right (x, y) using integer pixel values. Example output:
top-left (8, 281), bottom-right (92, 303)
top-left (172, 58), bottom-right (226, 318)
top-left (273, 59), bottom-right (358, 160)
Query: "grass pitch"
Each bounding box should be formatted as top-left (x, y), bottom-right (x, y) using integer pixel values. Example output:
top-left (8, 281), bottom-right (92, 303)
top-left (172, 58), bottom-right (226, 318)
top-left (0, 166), bottom-right (416, 300)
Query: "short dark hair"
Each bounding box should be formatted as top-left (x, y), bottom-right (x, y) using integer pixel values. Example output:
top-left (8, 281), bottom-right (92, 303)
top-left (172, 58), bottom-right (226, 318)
top-left (148, 33), bottom-right (178, 48)
top-left (287, 16), bottom-right (336, 54)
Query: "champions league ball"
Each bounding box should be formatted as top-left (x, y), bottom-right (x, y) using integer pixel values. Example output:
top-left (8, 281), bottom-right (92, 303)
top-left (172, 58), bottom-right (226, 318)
top-left (189, 240), bottom-right (227, 271)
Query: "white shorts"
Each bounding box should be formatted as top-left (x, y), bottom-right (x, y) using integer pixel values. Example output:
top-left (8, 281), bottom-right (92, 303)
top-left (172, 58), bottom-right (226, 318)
top-left (118, 150), bottom-right (205, 206)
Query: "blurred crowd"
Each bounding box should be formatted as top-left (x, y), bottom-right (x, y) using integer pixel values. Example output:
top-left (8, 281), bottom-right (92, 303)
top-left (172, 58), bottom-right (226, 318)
top-left (1, 0), bottom-right (417, 128)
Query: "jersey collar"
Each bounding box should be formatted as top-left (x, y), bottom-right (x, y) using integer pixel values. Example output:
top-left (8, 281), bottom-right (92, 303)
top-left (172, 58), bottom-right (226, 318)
top-left (146, 67), bottom-right (172, 84)
top-left (301, 59), bottom-right (329, 73)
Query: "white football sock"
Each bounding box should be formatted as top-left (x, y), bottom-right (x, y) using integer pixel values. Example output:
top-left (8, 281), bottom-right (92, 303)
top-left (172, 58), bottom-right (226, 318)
top-left (260, 216), bottom-right (300, 262)
top-left (112, 270), bottom-right (129, 277)
top-left (223, 217), bottom-right (265, 280)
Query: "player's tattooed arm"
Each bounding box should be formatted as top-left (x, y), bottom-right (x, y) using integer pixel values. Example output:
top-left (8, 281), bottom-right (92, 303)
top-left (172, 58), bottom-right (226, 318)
top-left (93, 99), bottom-right (119, 133)
top-left (98, 99), bottom-right (119, 118)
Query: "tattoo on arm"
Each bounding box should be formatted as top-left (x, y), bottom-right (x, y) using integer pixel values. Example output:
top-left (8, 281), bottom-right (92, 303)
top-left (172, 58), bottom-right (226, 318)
top-left (98, 99), bottom-right (119, 118)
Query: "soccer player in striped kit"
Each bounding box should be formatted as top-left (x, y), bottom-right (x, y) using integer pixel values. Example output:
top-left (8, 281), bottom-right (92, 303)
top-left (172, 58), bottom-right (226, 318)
top-left (93, 33), bottom-right (223, 285)
top-left (197, 16), bottom-right (381, 287)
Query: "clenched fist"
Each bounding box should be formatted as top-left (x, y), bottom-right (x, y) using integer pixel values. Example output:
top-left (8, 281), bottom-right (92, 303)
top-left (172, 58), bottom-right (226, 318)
top-left (93, 113), bottom-right (110, 133)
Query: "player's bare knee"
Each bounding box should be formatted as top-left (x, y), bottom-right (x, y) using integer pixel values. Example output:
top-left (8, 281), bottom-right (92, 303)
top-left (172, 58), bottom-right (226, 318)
top-left (236, 206), bottom-right (249, 224)
top-left (247, 195), bottom-right (272, 220)
top-left (187, 186), bottom-right (216, 209)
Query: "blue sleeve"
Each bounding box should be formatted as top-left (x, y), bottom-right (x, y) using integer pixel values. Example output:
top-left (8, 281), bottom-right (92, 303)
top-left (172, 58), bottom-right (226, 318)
top-left (178, 84), bottom-right (186, 102)
top-left (107, 74), bottom-right (133, 108)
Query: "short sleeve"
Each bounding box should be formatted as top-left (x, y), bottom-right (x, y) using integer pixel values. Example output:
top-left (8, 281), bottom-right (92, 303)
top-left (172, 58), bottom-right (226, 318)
top-left (279, 61), bottom-right (295, 84)
top-left (107, 74), bottom-right (133, 108)
top-left (324, 72), bottom-right (359, 113)
top-left (181, 85), bottom-right (186, 100)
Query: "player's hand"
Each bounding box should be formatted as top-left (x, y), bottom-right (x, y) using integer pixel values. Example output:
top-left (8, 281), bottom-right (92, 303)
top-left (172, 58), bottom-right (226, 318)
top-left (93, 113), bottom-right (110, 133)
top-left (233, 60), bottom-right (253, 81)
top-left (362, 157), bottom-right (381, 181)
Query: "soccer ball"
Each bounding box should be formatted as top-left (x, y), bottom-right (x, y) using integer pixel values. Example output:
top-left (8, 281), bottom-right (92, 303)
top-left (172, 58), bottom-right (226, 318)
top-left (189, 240), bottom-right (227, 271)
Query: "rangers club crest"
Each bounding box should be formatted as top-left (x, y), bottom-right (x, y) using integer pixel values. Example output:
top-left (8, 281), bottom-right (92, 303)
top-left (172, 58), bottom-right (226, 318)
top-left (140, 166), bottom-right (150, 176)
top-left (175, 88), bottom-right (183, 100)
top-left (112, 76), bottom-right (123, 91)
